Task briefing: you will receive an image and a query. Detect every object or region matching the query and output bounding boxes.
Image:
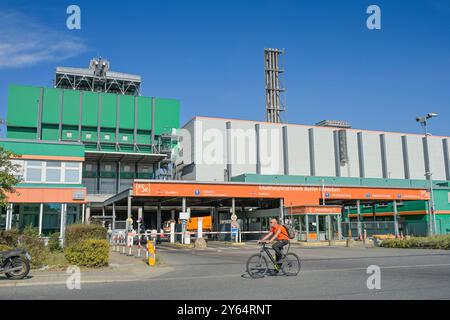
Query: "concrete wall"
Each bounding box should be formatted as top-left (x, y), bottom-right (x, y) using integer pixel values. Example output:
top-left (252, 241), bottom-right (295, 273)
top-left (179, 117), bottom-right (450, 183)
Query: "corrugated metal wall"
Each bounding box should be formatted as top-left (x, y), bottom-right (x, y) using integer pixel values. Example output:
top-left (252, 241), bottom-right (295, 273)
top-left (6, 85), bottom-right (180, 151)
top-left (178, 117), bottom-right (450, 182)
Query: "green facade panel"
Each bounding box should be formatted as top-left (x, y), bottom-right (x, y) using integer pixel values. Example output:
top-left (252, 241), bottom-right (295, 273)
top-left (82, 92), bottom-right (99, 127)
top-left (100, 93), bottom-right (117, 128)
top-left (62, 125), bottom-right (78, 141)
top-left (41, 125), bottom-right (59, 141)
top-left (434, 189), bottom-right (450, 211)
top-left (136, 130), bottom-right (151, 145)
top-left (42, 88), bottom-right (61, 124)
top-left (7, 127), bottom-right (37, 140)
top-left (6, 85), bottom-right (181, 156)
top-left (119, 95), bottom-right (135, 130)
top-left (154, 98), bottom-right (180, 135)
top-left (62, 90), bottom-right (80, 126)
top-left (81, 127), bottom-right (98, 142)
top-left (100, 128), bottom-right (116, 142)
top-left (7, 85), bottom-right (40, 128)
top-left (118, 129), bottom-right (133, 144)
top-left (137, 97), bottom-right (152, 131)
top-left (0, 140), bottom-right (84, 158)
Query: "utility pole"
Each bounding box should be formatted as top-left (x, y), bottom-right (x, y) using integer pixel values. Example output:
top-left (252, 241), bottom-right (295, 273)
top-left (416, 113), bottom-right (438, 236)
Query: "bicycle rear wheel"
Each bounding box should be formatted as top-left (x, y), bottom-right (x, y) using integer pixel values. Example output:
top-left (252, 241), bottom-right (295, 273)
top-left (281, 253), bottom-right (301, 276)
top-left (246, 254), bottom-right (268, 279)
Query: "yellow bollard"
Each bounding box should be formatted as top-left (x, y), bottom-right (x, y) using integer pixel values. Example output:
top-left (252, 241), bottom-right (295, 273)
top-left (147, 240), bottom-right (156, 266)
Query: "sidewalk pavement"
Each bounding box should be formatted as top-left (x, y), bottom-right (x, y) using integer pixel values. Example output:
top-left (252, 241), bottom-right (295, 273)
top-left (0, 251), bottom-right (173, 288)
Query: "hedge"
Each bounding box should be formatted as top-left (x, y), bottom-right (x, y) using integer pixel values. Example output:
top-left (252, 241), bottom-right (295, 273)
top-left (48, 232), bottom-right (62, 252)
top-left (381, 235), bottom-right (450, 250)
top-left (17, 234), bottom-right (49, 269)
top-left (0, 228), bottom-right (49, 269)
top-left (0, 229), bottom-right (19, 246)
top-left (65, 224), bottom-right (107, 247)
top-left (65, 239), bottom-right (109, 267)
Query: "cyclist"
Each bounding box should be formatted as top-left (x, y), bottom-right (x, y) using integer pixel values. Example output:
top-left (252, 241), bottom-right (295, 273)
top-left (258, 218), bottom-right (289, 272)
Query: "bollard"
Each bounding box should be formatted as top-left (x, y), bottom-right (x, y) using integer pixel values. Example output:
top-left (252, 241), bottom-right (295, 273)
top-left (147, 240), bottom-right (156, 266)
top-left (137, 238), bottom-right (141, 258)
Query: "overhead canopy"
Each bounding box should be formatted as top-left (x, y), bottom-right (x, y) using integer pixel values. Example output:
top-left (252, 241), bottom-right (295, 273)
top-left (85, 150), bottom-right (166, 164)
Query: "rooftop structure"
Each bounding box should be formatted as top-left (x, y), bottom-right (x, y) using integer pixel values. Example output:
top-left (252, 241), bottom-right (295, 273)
top-left (54, 57), bottom-right (141, 95)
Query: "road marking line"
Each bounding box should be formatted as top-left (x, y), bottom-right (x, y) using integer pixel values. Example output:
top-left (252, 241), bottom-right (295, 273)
top-left (2, 262), bottom-right (449, 288)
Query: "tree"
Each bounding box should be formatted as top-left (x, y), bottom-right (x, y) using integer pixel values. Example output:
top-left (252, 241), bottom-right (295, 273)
top-left (0, 146), bottom-right (21, 207)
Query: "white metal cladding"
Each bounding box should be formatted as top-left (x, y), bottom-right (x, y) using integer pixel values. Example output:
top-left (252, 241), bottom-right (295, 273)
top-left (229, 121), bottom-right (257, 177)
top-left (360, 131), bottom-right (383, 178)
top-left (406, 135), bottom-right (426, 179)
top-left (259, 123), bottom-right (283, 175)
top-left (286, 126), bottom-right (310, 175)
top-left (384, 133), bottom-right (405, 179)
top-left (428, 138), bottom-right (446, 180)
top-left (179, 117), bottom-right (450, 182)
top-left (312, 127), bottom-right (336, 177)
top-left (194, 118), bottom-right (227, 181)
top-left (340, 131), bottom-right (360, 178)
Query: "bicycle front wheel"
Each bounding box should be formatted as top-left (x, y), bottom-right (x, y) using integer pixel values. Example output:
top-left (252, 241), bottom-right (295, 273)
top-left (246, 254), bottom-right (268, 279)
top-left (282, 253), bottom-right (301, 276)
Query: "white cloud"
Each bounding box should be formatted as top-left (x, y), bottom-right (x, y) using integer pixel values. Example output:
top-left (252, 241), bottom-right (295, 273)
top-left (0, 10), bottom-right (87, 68)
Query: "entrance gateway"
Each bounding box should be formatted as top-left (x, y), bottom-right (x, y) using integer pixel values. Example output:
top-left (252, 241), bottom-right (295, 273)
top-left (99, 180), bottom-right (430, 242)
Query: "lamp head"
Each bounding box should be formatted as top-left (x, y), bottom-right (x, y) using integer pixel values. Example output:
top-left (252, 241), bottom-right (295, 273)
top-left (416, 117), bottom-right (425, 123)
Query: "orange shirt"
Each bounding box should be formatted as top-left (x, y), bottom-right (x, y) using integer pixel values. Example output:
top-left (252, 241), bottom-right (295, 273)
top-left (270, 224), bottom-right (289, 241)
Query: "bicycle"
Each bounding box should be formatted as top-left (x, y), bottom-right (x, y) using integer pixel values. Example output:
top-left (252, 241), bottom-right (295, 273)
top-left (246, 242), bottom-right (301, 278)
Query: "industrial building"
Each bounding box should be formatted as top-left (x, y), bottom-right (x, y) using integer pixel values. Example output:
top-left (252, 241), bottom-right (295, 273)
top-left (1, 56), bottom-right (449, 242)
top-left (0, 58), bottom-right (180, 238)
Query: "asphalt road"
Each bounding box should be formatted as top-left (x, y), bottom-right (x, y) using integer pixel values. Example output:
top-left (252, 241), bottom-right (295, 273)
top-left (2, 244), bottom-right (450, 300)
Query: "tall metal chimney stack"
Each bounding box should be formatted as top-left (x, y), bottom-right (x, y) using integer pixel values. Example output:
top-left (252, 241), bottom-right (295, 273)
top-left (264, 48), bottom-right (286, 123)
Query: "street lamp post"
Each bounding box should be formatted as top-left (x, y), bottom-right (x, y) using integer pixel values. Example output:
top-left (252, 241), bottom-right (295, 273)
top-left (416, 113), bottom-right (438, 236)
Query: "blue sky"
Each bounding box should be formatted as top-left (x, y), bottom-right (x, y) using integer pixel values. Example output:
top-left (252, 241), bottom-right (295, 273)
top-left (0, 0), bottom-right (449, 137)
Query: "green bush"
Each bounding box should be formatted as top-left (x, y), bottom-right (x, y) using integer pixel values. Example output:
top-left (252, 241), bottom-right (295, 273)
top-left (65, 224), bottom-right (107, 247)
top-left (381, 235), bottom-right (450, 250)
top-left (17, 234), bottom-right (49, 269)
top-left (0, 228), bottom-right (19, 246)
top-left (65, 239), bottom-right (109, 267)
top-left (48, 232), bottom-right (62, 252)
top-left (22, 225), bottom-right (40, 237)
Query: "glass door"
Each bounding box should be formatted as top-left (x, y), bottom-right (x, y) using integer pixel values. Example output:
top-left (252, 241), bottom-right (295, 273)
top-left (307, 215), bottom-right (318, 241)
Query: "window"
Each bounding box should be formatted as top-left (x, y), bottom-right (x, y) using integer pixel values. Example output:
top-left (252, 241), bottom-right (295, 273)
top-left (42, 203), bottom-right (61, 236)
top-left (85, 133), bottom-right (92, 139)
top-left (104, 134), bottom-right (110, 140)
top-left (25, 161), bottom-right (43, 182)
top-left (64, 162), bottom-right (81, 183)
top-left (24, 160), bottom-right (81, 184)
top-left (46, 161), bottom-right (61, 182)
top-left (11, 203), bottom-right (40, 231)
top-left (66, 204), bottom-right (81, 225)
top-left (122, 136), bottom-right (128, 141)
top-left (66, 132), bottom-right (73, 138)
